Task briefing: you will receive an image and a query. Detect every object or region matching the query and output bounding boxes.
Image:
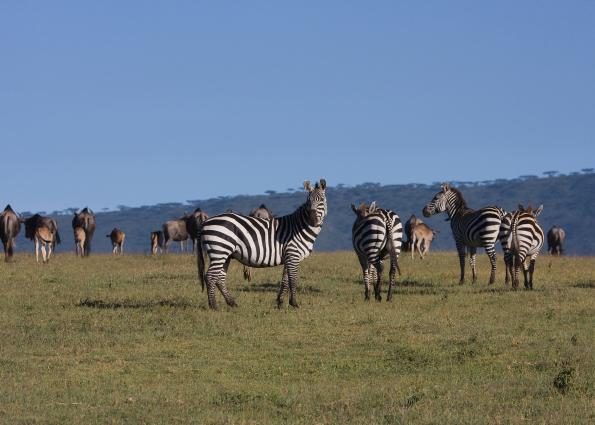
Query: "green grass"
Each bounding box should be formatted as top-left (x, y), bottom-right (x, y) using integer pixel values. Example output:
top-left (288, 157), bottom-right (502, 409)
top-left (0, 251), bottom-right (593, 424)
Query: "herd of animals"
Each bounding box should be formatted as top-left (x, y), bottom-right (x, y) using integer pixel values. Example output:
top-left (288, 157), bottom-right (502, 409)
top-left (0, 179), bottom-right (568, 310)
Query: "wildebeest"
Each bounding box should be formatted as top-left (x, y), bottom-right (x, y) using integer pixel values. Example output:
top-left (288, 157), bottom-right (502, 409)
top-left (243, 204), bottom-right (274, 282)
top-left (183, 208), bottom-right (209, 253)
top-left (151, 231), bottom-right (164, 255)
top-left (162, 218), bottom-right (189, 253)
top-left (410, 222), bottom-right (438, 259)
top-left (23, 214), bottom-right (61, 263)
top-left (106, 228), bottom-right (125, 254)
top-left (72, 208), bottom-right (96, 256)
top-left (547, 225), bottom-right (566, 256)
top-left (0, 204), bottom-right (21, 261)
top-left (74, 227), bottom-right (86, 257)
top-left (404, 214), bottom-right (422, 251)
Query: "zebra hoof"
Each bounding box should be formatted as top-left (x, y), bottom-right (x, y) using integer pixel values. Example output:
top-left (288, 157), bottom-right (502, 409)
top-left (289, 300), bottom-right (300, 308)
top-left (458, 280), bottom-right (465, 285)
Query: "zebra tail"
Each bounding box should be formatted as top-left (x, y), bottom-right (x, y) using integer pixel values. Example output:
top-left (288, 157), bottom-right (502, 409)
top-left (385, 217), bottom-right (399, 273)
top-left (196, 231), bottom-right (206, 292)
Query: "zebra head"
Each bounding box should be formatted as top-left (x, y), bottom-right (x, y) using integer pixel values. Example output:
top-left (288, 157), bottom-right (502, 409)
top-left (423, 183), bottom-right (452, 217)
top-left (351, 201), bottom-right (376, 220)
top-left (518, 204), bottom-right (543, 217)
top-left (303, 179), bottom-right (327, 226)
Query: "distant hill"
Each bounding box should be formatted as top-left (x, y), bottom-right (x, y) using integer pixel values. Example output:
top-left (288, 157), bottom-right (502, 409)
top-left (10, 171), bottom-right (595, 255)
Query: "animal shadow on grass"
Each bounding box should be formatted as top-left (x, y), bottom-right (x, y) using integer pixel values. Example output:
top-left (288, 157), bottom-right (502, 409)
top-left (236, 282), bottom-right (321, 294)
top-left (76, 298), bottom-right (198, 310)
top-left (573, 280), bottom-right (595, 289)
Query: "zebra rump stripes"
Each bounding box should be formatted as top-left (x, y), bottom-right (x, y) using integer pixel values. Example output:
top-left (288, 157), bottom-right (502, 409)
top-left (351, 202), bottom-right (403, 301)
top-left (197, 179), bottom-right (327, 310)
top-left (499, 204), bottom-right (544, 289)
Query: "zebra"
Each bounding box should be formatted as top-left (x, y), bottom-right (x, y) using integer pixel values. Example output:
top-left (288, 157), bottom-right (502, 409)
top-left (351, 201), bottom-right (403, 301)
top-left (499, 204), bottom-right (544, 289)
top-left (422, 183), bottom-right (504, 285)
top-left (242, 204), bottom-right (274, 282)
top-left (196, 179), bottom-right (327, 310)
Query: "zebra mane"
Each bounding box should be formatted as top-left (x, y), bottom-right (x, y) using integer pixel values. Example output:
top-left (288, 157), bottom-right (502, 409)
top-left (447, 186), bottom-right (468, 210)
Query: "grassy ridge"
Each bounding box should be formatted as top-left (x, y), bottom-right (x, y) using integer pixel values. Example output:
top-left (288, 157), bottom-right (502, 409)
top-left (0, 252), bottom-right (593, 424)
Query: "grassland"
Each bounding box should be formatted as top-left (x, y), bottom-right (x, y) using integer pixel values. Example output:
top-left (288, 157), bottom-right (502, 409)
top-left (0, 251), bottom-right (593, 424)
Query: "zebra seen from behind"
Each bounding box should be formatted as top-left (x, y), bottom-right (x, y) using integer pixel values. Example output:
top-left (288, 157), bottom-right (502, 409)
top-left (422, 183), bottom-right (503, 285)
top-left (499, 204), bottom-right (544, 289)
top-left (351, 201), bottom-right (403, 302)
top-left (197, 179), bottom-right (327, 310)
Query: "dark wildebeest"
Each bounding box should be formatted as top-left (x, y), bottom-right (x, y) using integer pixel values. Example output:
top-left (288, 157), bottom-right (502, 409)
top-left (410, 222), bottom-right (438, 259)
top-left (243, 204), bottom-right (274, 282)
top-left (184, 208), bottom-right (210, 253)
top-left (0, 204), bottom-right (21, 261)
top-left (23, 214), bottom-right (61, 263)
top-left (403, 214), bottom-right (422, 252)
top-left (72, 208), bottom-right (96, 256)
top-left (151, 231), bottom-right (164, 255)
top-left (106, 228), bottom-right (125, 254)
top-left (162, 218), bottom-right (190, 253)
top-left (74, 227), bottom-right (86, 257)
top-left (547, 226), bottom-right (566, 256)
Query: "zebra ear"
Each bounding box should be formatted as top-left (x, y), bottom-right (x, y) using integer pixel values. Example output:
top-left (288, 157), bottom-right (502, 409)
top-left (534, 204), bottom-right (543, 217)
top-left (319, 179), bottom-right (327, 190)
top-left (441, 183), bottom-right (450, 192)
top-left (303, 180), bottom-right (313, 192)
top-left (518, 204), bottom-right (525, 212)
top-left (369, 201), bottom-right (377, 213)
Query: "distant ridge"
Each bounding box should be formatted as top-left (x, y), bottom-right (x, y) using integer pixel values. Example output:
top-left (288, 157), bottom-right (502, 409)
top-left (13, 171), bottom-right (595, 255)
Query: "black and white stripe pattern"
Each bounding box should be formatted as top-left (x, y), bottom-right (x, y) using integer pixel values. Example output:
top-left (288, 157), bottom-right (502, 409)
top-left (197, 179), bottom-right (327, 310)
top-left (351, 202), bottom-right (403, 301)
top-left (423, 183), bottom-right (503, 284)
top-left (499, 204), bottom-right (544, 289)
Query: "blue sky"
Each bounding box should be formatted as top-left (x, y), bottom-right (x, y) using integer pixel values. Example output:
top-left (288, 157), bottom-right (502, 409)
top-left (1, 1), bottom-right (593, 213)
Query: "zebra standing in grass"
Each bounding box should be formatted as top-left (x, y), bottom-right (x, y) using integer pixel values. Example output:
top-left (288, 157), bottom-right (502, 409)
top-left (422, 183), bottom-right (504, 285)
top-left (499, 204), bottom-right (544, 289)
top-left (351, 202), bottom-right (403, 302)
top-left (197, 179), bottom-right (327, 310)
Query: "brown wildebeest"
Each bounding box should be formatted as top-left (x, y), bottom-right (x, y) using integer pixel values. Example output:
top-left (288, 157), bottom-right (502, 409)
top-left (184, 208), bottom-right (209, 253)
top-left (72, 208), bottom-right (96, 256)
top-left (106, 228), bottom-right (125, 254)
top-left (23, 214), bottom-right (61, 263)
top-left (151, 230), bottom-right (164, 255)
top-left (410, 222), bottom-right (438, 259)
top-left (162, 218), bottom-right (189, 253)
top-left (243, 204), bottom-right (274, 282)
top-left (0, 204), bottom-right (21, 261)
top-left (547, 226), bottom-right (566, 256)
top-left (403, 214), bottom-right (422, 252)
top-left (74, 227), bottom-right (86, 257)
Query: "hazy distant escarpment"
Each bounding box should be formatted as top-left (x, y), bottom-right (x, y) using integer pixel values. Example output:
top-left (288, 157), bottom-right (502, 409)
top-left (15, 171), bottom-right (595, 255)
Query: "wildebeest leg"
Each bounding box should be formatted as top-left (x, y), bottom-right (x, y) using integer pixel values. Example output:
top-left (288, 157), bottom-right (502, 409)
top-left (276, 267), bottom-right (289, 308)
top-left (35, 238), bottom-right (40, 263)
top-left (486, 245), bottom-right (497, 285)
top-left (47, 240), bottom-right (53, 262)
top-left (373, 260), bottom-right (383, 302)
top-left (469, 247), bottom-right (477, 284)
top-left (41, 242), bottom-right (48, 264)
top-left (120, 241), bottom-right (124, 254)
top-left (411, 234), bottom-right (416, 259)
top-left (456, 242), bottom-right (466, 285)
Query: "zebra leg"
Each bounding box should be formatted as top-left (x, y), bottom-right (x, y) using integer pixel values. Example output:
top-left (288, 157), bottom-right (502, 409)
top-left (363, 266), bottom-right (371, 301)
top-left (528, 254), bottom-right (537, 290)
top-left (456, 243), bottom-right (466, 285)
top-left (287, 261), bottom-right (300, 308)
top-left (276, 267), bottom-right (289, 308)
top-left (512, 254), bottom-right (521, 289)
top-left (387, 256), bottom-right (398, 302)
top-left (469, 247), bottom-right (477, 284)
top-left (215, 259), bottom-right (237, 307)
top-left (504, 252), bottom-right (512, 285)
top-left (486, 245), bottom-right (497, 285)
top-left (373, 261), bottom-right (383, 302)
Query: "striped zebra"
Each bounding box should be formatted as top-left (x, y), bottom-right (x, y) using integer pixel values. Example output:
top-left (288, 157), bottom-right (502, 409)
top-left (197, 179), bottom-right (327, 310)
top-left (351, 202), bottom-right (403, 301)
top-left (422, 183), bottom-right (504, 285)
top-left (499, 204), bottom-right (544, 289)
